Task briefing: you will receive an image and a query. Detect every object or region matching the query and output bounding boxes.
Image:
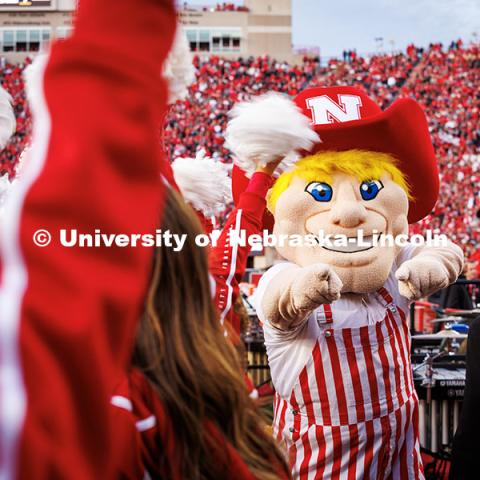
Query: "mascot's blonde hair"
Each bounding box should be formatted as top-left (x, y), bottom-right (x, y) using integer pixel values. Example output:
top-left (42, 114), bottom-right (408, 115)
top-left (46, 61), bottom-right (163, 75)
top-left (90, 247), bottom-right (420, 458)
top-left (268, 150), bottom-right (412, 212)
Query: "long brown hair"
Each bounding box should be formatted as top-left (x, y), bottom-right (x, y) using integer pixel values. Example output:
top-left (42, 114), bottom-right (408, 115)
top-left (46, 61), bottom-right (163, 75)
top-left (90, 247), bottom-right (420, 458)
top-left (133, 188), bottom-right (289, 480)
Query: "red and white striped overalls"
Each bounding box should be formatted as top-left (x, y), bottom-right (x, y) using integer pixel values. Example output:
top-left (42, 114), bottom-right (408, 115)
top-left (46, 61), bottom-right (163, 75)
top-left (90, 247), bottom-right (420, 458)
top-left (272, 287), bottom-right (424, 479)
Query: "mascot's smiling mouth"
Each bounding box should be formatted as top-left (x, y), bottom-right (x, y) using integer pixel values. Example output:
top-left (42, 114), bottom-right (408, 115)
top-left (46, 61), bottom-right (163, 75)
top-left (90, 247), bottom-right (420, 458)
top-left (313, 234), bottom-right (380, 253)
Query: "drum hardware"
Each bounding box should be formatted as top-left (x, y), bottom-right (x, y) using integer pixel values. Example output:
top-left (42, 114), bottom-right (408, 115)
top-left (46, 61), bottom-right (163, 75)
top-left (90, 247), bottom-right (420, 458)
top-left (431, 316), bottom-right (468, 324)
top-left (413, 351), bottom-right (447, 373)
top-left (411, 331), bottom-right (468, 340)
top-left (413, 352), bottom-right (465, 459)
top-left (243, 307), bottom-right (270, 388)
top-left (414, 351), bottom-right (447, 404)
top-left (439, 309), bottom-right (480, 318)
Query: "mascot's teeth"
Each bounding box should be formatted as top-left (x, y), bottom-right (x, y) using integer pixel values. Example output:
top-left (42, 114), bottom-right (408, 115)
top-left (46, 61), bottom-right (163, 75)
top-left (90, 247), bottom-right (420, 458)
top-left (319, 235), bottom-right (377, 253)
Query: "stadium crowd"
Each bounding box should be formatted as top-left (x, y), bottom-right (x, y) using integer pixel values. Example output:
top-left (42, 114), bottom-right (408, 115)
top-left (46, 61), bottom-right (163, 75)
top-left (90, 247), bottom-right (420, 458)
top-left (0, 58), bottom-right (31, 179)
top-left (1, 41), bottom-right (479, 255)
top-left (408, 42), bottom-right (480, 254)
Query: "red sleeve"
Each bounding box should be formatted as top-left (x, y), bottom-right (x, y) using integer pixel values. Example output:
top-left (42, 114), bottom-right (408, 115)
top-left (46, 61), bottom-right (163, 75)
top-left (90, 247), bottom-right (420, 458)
top-left (0, 1), bottom-right (176, 478)
top-left (113, 370), bottom-right (272, 480)
top-left (210, 172), bottom-right (272, 335)
top-left (111, 370), bottom-right (181, 480)
top-left (196, 210), bottom-right (214, 235)
top-left (204, 422), bottom-right (257, 480)
top-left (110, 378), bottom-right (146, 480)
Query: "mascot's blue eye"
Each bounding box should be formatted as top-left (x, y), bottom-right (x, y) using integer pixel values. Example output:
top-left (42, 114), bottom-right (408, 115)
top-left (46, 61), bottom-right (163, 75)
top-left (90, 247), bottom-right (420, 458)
top-left (305, 182), bottom-right (333, 202)
top-left (360, 180), bottom-right (384, 200)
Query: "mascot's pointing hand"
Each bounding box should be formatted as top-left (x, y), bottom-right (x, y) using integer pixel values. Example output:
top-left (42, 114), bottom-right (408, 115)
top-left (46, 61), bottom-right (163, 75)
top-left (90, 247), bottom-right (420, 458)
top-left (396, 258), bottom-right (450, 301)
top-left (291, 263), bottom-right (343, 312)
top-left (395, 243), bottom-right (464, 301)
top-left (260, 263), bottom-right (343, 330)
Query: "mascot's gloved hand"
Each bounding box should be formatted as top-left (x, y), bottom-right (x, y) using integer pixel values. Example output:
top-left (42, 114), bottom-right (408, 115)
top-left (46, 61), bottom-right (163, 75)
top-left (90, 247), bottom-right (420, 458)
top-left (396, 258), bottom-right (451, 301)
top-left (395, 242), bottom-right (464, 301)
top-left (291, 264), bottom-right (342, 311)
top-left (262, 263), bottom-right (342, 330)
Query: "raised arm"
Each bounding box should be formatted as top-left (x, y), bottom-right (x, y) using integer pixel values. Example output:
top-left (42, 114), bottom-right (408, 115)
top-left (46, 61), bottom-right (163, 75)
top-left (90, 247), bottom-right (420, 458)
top-left (0, 0), bottom-right (175, 478)
top-left (210, 171), bottom-right (273, 331)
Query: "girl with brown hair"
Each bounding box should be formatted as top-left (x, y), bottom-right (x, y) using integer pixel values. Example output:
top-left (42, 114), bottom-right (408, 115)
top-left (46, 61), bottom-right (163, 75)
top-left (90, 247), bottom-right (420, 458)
top-left (112, 187), bottom-right (289, 480)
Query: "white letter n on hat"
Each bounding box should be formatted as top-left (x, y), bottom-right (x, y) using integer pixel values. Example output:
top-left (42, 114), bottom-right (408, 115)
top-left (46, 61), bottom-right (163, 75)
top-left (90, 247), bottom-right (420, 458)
top-left (307, 94), bottom-right (363, 125)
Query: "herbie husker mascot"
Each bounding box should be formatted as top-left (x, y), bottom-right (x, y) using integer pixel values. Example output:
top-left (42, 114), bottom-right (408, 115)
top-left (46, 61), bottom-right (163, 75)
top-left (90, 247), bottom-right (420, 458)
top-left (226, 86), bottom-right (464, 479)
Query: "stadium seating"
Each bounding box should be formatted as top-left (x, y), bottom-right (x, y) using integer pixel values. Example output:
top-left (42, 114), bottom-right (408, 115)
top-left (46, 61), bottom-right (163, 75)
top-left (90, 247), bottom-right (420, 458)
top-left (1, 42), bottom-right (479, 254)
top-left (0, 58), bottom-right (31, 179)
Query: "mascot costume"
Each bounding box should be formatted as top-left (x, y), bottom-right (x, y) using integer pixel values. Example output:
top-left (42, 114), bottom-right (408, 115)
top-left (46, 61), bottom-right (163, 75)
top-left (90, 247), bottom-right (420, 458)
top-left (227, 86), bottom-right (464, 479)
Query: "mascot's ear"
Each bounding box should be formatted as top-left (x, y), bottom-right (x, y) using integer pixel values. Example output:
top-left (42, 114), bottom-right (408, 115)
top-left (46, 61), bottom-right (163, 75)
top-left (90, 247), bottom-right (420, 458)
top-left (266, 188), bottom-right (274, 214)
top-left (172, 150), bottom-right (231, 217)
top-left (225, 92), bottom-right (320, 178)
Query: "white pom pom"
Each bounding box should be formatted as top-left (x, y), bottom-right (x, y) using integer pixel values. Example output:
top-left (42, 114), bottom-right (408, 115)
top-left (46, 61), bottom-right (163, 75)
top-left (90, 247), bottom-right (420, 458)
top-left (163, 26), bottom-right (196, 104)
top-left (225, 92), bottom-right (319, 177)
top-left (275, 151), bottom-right (300, 176)
top-left (0, 173), bottom-right (14, 217)
top-left (23, 52), bottom-right (49, 109)
top-left (15, 146), bottom-right (31, 177)
top-left (0, 173), bottom-right (11, 199)
top-left (172, 150), bottom-right (231, 216)
top-left (0, 84), bottom-right (16, 151)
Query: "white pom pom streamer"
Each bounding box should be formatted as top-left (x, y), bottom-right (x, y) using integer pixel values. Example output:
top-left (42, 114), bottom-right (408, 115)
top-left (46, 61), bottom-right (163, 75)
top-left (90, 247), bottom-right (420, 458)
top-left (23, 52), bottom-right (49, 109)
top-left (225, 92), bottom-right (320, 177)
top-left (163, 26), bottom-right (196, 105)
top-left (0, 174), bottom-right (14, 218)
top-left (172, 150), bottom-right (231, 217)
top-left (274, 151), bottom-right (301, 176)
top-left (15, 146), bottom-right (31, 178)
top-left (0, 84), bottom-right (16, 151)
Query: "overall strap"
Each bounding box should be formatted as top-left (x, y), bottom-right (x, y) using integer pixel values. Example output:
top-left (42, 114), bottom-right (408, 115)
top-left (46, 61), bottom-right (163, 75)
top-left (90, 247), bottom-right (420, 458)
top-left (376, 286), bottom-right (398, 314)
top-left (316, 287), bottom-right (399, 325)
top-left (315, 303), bottom-right (333, 325)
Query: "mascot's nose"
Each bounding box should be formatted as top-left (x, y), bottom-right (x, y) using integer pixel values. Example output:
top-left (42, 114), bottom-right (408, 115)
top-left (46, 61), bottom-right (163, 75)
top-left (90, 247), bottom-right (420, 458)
top-left (329, 201), bottom-right (367, 228)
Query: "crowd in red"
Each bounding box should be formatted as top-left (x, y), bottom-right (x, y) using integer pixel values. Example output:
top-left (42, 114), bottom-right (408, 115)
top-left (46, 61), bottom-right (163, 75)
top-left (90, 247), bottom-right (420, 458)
top-left (165, 41), bottom-right (480, 256)
top-left (0, 58), bottom-right (31, 179)
top-left (407, 42), bottom-right (480, 255)
top-left (164, 55), bottom-right (319, 161)
top-left (1, 41), bottom-right (479, 255)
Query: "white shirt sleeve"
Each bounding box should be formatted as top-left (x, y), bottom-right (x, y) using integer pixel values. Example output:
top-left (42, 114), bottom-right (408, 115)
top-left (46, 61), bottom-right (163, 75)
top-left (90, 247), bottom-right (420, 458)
top-left (253, 262), bottom-right (318, 398)
top-left (253, 262), bottom-right (295, 324)
top-left (395, 242), bottom-right (418, 266)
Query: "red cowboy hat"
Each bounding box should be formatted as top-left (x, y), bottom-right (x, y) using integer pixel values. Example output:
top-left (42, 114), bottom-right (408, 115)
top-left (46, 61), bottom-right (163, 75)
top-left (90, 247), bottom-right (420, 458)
top-left (232, 85), bottom-right (439, 226)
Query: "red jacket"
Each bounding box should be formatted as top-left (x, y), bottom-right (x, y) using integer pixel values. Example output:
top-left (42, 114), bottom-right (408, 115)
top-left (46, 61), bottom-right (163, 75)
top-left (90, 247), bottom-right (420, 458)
top-left (112, 370), bottom-right (261, 480)
top-left (210, 172), bottom-right (273, 336)
top-left (0, 0), bottom-right (175, 478)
